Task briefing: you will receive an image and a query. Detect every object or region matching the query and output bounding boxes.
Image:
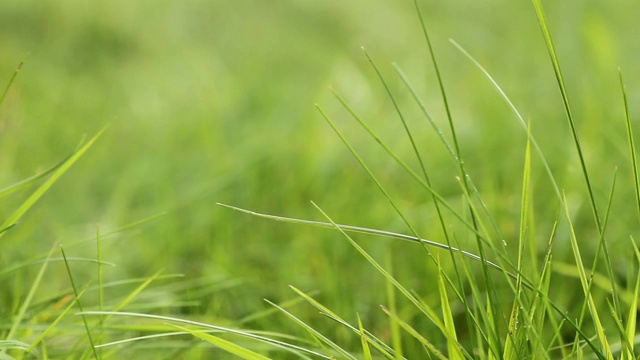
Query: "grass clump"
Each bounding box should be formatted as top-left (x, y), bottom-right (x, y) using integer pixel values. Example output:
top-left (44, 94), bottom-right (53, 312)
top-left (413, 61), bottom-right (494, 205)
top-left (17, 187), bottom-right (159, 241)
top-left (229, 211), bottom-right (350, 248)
top-left (1, 0), bottom-right (640, 359)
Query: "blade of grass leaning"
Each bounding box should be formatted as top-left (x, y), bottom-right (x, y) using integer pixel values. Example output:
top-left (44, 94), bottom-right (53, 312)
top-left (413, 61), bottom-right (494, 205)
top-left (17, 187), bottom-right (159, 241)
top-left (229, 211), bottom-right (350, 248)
top-left (357, 314), bottom-right (373, 360)
top-left (236, 291), bottom-right (320, 325)
top-left (561, 193), bottom-right (612, 359)
top-left (25, 284), bottom-right (90, 354)
top-left (0, 257), bottom-right (115, 279)
top-left (621, 70), bottom-right (640, 221)
top-left (379, 306), bottom-right (449, 360)
top-left (327, 89), bottom-right (499, 348)
top-left (531, 1), bottom-right (626, 324)
top-left (530, 0), bottom-right (602, 230)
top-left (605, 299), bottom-right (634, 359)
top-left (264, 299), bottom-right (356, 360)
top-left (413, 1), bottom-right (504, 346)
top-left (167, 324), bottom-right (270, 360)
top-left (361, 48), bottom-right (481, 335)
top-left (329, 90), bottom-right (479, 238)
top-left (0, 154), bottom-right (71, 198)
top-left (217, 204), bottom-right (509, 277)
top-left (6, 244), bottom-right (57, 341)
top-left (0, 126), bottom-right (108, 241)
top-left (61, 245), bottom-right (99, 360)
top-left (289, 285), bottom-right (398, 360)
top-left (80, 311), bottom-right (331, 359)
top-left (449, 39), bottom-right (561, 201)
top-left (581, 173), bottom-right (620, 333)
top-left (334, 63), bottom-right (479, 350)
top-left (454, 178), bottom-right (508, 358)
top-left (0, 57), bottom-right (26, 106)
top-left (310, 201), bottom-right (472, 359)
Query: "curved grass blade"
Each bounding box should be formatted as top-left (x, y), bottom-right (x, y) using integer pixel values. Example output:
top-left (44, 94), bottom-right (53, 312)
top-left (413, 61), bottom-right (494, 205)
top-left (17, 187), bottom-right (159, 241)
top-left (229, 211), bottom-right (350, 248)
top-left (0, 126), bottom-right (108, 242)
top-left (449, 39), bottom-right (561, 201)
top-left (0, 153), bottom-right (72, 198)
top-left (168, 324), bottom-right (270, 360)
top-left (79, 311), bottom-right (331, 359)
top-left (218, 203), bottom-right (507, 276)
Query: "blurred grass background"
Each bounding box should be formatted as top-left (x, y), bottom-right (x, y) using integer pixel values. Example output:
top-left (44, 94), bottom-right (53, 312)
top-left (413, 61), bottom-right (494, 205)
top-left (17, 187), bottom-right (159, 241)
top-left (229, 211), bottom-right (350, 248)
top-left (2, 0), bottom-right (640, 356)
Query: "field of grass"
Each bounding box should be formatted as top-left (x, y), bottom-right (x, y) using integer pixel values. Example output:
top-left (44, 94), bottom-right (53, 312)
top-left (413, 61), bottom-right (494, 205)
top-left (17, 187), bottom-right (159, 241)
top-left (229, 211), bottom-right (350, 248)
top-left (2, 0), bottom-right (640, 358)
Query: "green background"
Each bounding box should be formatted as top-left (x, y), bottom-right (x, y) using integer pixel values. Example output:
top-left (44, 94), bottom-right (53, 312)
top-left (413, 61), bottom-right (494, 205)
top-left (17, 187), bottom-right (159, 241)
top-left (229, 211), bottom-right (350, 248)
top-left (1, 0), bottom-right (639, 357)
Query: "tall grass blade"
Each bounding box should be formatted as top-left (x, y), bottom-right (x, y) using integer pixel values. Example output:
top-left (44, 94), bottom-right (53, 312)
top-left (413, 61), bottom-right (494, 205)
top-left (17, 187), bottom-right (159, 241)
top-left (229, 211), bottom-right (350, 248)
top-left (561, 194), bottom-right (612, 359)
top-left (530, 0), bottom-right (601, 228)
top-left (61, 246), bottom-right (99, 359)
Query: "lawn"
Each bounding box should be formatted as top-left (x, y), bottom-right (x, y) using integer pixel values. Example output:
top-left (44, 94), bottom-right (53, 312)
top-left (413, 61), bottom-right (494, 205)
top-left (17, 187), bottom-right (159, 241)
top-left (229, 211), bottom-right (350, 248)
top-left (1, 0), bottom-right (640, 358)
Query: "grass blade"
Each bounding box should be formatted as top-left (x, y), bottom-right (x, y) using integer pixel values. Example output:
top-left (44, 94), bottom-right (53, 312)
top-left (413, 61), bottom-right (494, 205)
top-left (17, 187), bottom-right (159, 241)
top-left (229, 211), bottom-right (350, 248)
top-left (0, 126), bottom-right (108, 241)
top-left (168, 324), bottom-right (270, 360)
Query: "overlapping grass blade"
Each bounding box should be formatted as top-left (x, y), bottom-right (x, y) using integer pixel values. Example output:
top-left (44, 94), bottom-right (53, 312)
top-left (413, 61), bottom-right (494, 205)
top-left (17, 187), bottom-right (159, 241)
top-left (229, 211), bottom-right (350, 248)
top-left (5, 245), bottom-right (57, 341)
top-left (218, 203), bottom-right (507, 276)
top-left (310, 201), bottom-right (472, 358)
top-left (0, 127), bottom-right (108, 241)
top-left (25, 285), bottom-right (90, 354)
top-left (0, 155), bottom-right (71, 199)
top-left (356, 314), bottom-right (373, 360)
top-left (80, 311), bottom-right (331, 359)
top-left (168, 324), bottom-right (270, 360)
top-left (561, 194), bottom-right (612, 359)
top-left (289, 285), bottom-right (398, 360)
top-left (380, 306), bottom-right (449, 360)
top-left (264, 299), bottom-right (356, 360)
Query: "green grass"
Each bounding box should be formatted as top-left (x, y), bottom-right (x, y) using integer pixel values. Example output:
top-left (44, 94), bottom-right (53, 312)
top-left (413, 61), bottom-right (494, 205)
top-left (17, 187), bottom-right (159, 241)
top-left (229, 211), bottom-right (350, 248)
top-left (2, 0), bottom-right (640, 358)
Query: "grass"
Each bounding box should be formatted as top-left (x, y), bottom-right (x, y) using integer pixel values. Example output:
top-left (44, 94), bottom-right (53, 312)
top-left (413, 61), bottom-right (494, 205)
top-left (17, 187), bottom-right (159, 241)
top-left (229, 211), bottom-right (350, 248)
top-left (1, 0), bottom-right (640, 358)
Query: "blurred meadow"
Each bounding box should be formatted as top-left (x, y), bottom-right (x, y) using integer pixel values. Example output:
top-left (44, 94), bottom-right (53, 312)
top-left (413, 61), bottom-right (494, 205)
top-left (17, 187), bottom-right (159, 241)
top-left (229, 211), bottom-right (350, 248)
top-left (2, 0), bottom-right (640, 358)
